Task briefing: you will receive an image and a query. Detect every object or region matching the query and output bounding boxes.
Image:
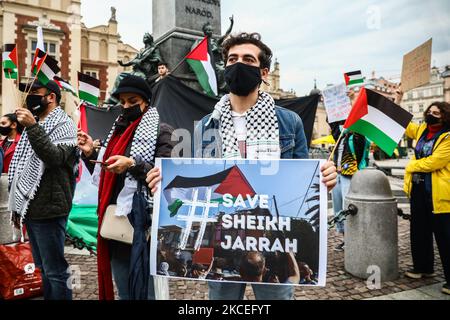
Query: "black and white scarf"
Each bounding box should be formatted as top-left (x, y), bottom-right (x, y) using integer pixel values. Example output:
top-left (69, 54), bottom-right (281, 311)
top-left (92, 107), bottom-right (159, 216)
top-left (8, 107), bottom-right (77, 220)
top-left (217, 92), bottom-right (280, 159)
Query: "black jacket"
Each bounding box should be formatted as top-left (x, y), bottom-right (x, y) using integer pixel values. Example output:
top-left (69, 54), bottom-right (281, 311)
top-left (25, 123), bottom-right (79, 220)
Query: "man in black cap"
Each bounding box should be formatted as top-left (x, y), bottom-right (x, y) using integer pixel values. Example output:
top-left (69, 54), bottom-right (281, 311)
top-left (8, 80), bottom-right (78, 300)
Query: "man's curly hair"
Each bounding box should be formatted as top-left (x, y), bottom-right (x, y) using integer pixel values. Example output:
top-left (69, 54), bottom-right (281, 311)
top-left (221, 32), bottom-right (273, 70)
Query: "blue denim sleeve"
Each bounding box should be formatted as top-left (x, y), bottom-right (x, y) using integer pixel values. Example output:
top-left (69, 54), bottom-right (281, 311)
top-left (293, 114), bottom-right (309, 160)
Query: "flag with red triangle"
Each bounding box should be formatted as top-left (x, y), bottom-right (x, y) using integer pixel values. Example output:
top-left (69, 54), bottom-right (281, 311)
top-left (163, 166), bottom-right (256, 217)
top-left (186, 37), bottom-right (218, 97)
top-left (2, 44), bottom-right (18, 79)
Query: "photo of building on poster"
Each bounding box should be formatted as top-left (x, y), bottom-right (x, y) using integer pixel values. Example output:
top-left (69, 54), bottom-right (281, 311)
top-left (150, 159), bottom-right (328, 287)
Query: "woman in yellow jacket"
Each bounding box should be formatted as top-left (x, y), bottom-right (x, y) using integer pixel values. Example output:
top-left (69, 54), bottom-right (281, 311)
top-left (403, 101), bottom-right (450, 295)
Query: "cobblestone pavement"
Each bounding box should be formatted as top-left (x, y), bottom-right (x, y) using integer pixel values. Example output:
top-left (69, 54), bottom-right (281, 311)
top-left (67, 206), bottom-right (447, 301)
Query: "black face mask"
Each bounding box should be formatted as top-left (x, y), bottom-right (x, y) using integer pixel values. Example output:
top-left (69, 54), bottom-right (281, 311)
top-left (224, 63), bottom-right (262, 96)
top-left (121, 104), bottom-right (143, 123)
top-left (0, 126), bottom-right (12, 136)
top-left (425, 114), bottom-right (441, 126)
top-left (26, 94), bottom-right (49, 116)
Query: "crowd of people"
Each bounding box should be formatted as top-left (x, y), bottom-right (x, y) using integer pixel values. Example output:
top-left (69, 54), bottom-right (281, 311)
top-left (1, 31), bottom-right (449, 301)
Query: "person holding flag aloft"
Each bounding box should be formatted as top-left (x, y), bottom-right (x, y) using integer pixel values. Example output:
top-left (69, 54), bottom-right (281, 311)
top-left (9, 79), bottom-right (78, 300)
top-left (330, 89), bottom-right (371, 252)
top-left (401, 100), bottom-right (450, 296)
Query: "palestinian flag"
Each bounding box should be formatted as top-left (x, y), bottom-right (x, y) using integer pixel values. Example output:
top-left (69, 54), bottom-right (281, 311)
top-left (31, 48), bottom-right (47, 75)
top-left (344, 70), bottom-right (365, 87)
top-left (36, 55), bottom-right (60, 85)
top-left (2, 44), bottom-right (18, 79)
top-left (78, 72), bottom-right (101, 106)
top-left (54, 76), bottom-right (78, 97)
top-left (164, 166), bottom-right (256, 217)
top-left (344, 88), bottom-right (413, 156)
top-left (186, 37), bottom-right (218, 97)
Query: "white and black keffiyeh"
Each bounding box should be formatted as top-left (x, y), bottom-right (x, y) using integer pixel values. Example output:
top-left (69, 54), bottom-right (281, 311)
top-left (93, 107), bottom-right (159, 216)
top-left (217, 92), bottom-right (280, 159)
top-left (8, 107), bottom-right (77, 220)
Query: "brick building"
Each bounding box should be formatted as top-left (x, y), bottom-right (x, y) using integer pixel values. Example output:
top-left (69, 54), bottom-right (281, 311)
top-left (0, 0), bottom-right (138, 118)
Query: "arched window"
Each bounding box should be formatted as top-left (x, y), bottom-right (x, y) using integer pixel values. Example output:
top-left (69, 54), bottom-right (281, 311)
top-left (81, 37), bottom-right (89, 59)
top-left (100, 39), bottom-right (108, 61)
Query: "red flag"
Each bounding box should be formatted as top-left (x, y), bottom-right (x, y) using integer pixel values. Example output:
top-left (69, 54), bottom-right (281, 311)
top-left (76, 103), bottom-right (88, 183)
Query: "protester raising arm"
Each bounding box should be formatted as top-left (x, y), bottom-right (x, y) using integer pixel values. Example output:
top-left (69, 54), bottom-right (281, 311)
top-left (286, 252), bottom-right (300, 285)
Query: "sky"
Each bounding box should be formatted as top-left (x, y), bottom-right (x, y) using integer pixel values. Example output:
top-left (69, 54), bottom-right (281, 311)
top-left (81, 0), bottom-right (450, 96)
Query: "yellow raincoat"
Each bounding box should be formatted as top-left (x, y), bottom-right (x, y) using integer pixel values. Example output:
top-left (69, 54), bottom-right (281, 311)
top-left (404, 122), bottom-right (450, 214)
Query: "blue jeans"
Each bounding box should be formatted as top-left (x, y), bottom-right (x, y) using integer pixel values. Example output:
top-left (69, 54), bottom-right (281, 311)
top-left (109, 240), bottom-right (155, 300)
top-left (332, 174), bottom-right (352, 234)
top-left (25, 216), bottom-right (72, 300)
top-left (208, 282), bottom-right (294, 300)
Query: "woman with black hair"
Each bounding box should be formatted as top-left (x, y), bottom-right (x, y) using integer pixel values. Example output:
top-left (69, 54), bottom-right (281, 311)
top-left (0, 113), bottom-right (23, 173)
top-left (403, 101), bottom-right (450, 296)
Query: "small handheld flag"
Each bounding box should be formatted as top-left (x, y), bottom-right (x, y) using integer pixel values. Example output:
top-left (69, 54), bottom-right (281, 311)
top-left (344, 88), bottom-right (413, 156)
top-left (2, 44), bottom-right (18, 79)
top-left (31, 48), bottom-right (47, 75)
top-left (54, 76), bottom-right (78, 97)
top-left (78, 72), bottom-right (101, 106)
top-left (36, 55), bottom-right (60, 85)
top-left (344, 70), bottom-right (365, 87)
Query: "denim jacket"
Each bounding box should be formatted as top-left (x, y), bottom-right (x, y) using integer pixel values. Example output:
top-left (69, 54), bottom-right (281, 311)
top-left (193, 106), bottom-right (309, 159)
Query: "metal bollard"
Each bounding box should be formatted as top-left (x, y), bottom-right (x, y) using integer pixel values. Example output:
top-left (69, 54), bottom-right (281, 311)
top-left (344, 168), bottom-right (399, 282)
top-left (0, 173), bottom-right (15, 244)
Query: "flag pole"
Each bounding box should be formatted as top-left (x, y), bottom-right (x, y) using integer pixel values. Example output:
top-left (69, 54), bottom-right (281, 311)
top-left (170, 56), bottom-right (188, 75)
top-left (20, 53), bottom-right (47, 108)
top-left (6, 70), bottom-right (19, 107)
top-left (16, 43), bottom-right (20, 94)
top-left (171, 36), bottom-right (208, 75)
top-left (327, 129), bottom-right (345, 163)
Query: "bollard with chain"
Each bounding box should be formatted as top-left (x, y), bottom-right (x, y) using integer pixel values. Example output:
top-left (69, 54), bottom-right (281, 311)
top-left (344, 168), bottom-right (399, 282)
top-left (328, 204), bottom-right (358, 230)
top-left (397, 208), bottom-right (411, 221)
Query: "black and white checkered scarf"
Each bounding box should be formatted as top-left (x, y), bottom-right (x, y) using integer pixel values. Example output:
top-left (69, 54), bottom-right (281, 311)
top-left (217, 92), bottom-right (280, 159)
top-left (92, 107), bottom-right (159, 216)
top-left (8, 107), bottom-right (77, 220)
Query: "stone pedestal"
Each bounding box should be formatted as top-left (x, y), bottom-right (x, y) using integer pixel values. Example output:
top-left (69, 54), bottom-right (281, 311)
top-left (153, 0), bottom-right (222, 89)
top-left (344, 168), bottom-right (399, 282)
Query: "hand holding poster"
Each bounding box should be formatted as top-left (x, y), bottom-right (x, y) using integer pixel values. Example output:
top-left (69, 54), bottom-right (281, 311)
top-left (401, 39), bottom-right (433, 92)
top-left (151, 159), bottom-right (328, 287)
top-left (322, 83), bottom-right (353, 123)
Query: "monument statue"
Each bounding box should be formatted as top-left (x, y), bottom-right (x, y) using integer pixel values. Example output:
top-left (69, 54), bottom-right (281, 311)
top-left (192, 16), bottom-right (234, 95)
top-left (118, 33), bottom-right (163, 81)
top-left (106, 33), bottom-right (164, 105)
top-left (110, 7), bottom-right (117, 22)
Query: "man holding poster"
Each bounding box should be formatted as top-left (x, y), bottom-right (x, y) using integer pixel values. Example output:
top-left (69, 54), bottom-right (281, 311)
top-left (150, 159), bottom-right (328, 291)
top-left (147, 32), bottom-right (337, 300)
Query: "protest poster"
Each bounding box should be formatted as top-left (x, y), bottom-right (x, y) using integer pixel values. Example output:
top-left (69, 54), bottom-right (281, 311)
top-left (401, 39), bottom-right (433, 92)
top-left (150, 158), bottom-right (328, 287)
top-left (322, 83), bottom-right (353, 123)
